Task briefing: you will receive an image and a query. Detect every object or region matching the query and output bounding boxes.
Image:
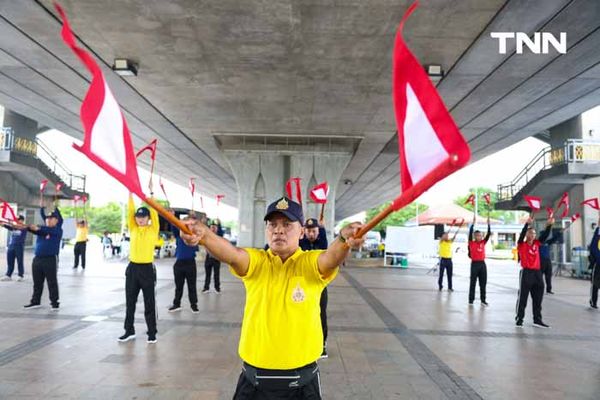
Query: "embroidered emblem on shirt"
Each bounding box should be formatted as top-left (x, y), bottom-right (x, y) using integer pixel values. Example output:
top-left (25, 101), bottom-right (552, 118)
top-left (276, 198), bottom-right (289, 210)
top-left (291, 282), bottom-right (305, 303)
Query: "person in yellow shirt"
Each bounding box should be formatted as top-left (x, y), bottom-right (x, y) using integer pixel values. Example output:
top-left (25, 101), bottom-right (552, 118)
top-left (438, 221), bottom-right (461, 292)
top-left (181, 196), bottom-right (364, 399)
top-left (73, 220), bottom-right (88, 269)
top-left (118, 194), bottom-right (159, 344)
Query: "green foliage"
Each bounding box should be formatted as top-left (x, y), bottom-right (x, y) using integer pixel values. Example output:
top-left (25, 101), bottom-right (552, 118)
top-left (454, 187), bottom-right (518, 222)
top-left (364, 202), bottom-right (428, 237)
top-left (60, 202), bottom-right (123, 235)
top-left (495, 242), bottom-right (508, 250)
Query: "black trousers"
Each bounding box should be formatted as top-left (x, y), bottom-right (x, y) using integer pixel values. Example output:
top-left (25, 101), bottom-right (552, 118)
top-left (540, 257), bottom-right (552, 292)
top-left (74, 241), bottom-right (87, 268)
top-left (516, 269), bottom-right (544, 322)
top-left (233, 366), bottom-right (322, 400)
top-left (438, 258), bottom-right (453, 290)
top-left (469, 261), bottom-right (487, 302)
top-left (591, 263), bottom-right (600, 307)
top-left (204, 257), bottom-right (221, 291)
top-left (31, 256), bottom-right (59, 306)
top-left (124, 263), bottom-right (157, 335)
top-left (320, 287), bottom-right (328, 343)
top-left (173, 258), bottom-right (198, 306)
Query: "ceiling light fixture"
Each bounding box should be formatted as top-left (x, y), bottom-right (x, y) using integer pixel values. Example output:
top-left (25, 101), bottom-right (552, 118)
top-left (112, 58), bottom-right (138, 76)
top-left (426, 64), bottom-right (444, 84)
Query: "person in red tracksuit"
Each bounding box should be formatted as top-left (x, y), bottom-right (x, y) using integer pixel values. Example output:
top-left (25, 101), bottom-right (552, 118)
top-left (468, 215), bottom-right (491, 306)
top-left (515, 215), bottom-right (553, 328)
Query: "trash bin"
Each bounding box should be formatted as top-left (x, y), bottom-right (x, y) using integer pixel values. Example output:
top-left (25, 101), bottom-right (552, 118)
top-left (400, 257), bottom-right (408, 268)
top-left (571, 247), bottom-right (589, 278)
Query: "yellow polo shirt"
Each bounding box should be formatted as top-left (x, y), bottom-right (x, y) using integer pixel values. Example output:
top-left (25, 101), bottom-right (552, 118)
top-left (75, 226), bottom-right (88, 243)
top-left (230, 248), bottom-right (338, 369)
top-left (439, 240), bottom-right (452, 259)
top-left (127, 195), bottom-right (159, 264)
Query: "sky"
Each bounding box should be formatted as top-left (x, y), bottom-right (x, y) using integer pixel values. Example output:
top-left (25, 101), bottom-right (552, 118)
top-left (38, 106), bottom-right (600, 226)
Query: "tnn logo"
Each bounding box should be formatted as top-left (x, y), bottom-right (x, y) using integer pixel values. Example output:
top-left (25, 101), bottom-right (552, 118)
top-left (490, 32), bottom-right (567, 54)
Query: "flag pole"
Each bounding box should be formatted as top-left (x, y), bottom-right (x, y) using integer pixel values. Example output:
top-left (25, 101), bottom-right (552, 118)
top-left (145, 197), bottom-right (192, 235)
top-left (355, 158), bottom-right (457, 239)
top-left (319, 203), bottom-right (326, 225)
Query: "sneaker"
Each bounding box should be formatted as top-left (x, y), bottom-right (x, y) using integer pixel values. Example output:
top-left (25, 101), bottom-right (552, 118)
top-left (481, 301), bottom-right (489, 307)
top-left (438, 287), bottom-right (443, 291)
top-left (533, 321), bottom-right (550, 329)
top-left (168, 305), bottom-right (182, 313)
top-left (51, 304), bottom-right (59, 311)
top-left (546, 290), bottom-right (554, 294)
top-left (16, 276), bottom-right (24, 282)
top-left (0, 275), bottom-right (12, 281)
top-left (117, 332), bottom-right (136, 342)
top-left (515, 319), bottom-right (523, 327)
top-left (72, 266), bottom-right (78, 269)
top-left (468, 302), bottom-right (474, 306)
top-left (320, 347), bottom-right (328, 359)
top-left (191, 304), bottom-right (199, 314)
top-left (215, 289), bottom-right (221, 295)
top-left (23, 303), bottom-right (41, 309)
top-left (147, 334), bottom-right (157, 344)
top-left (202, 289), bottom-right (210, 294)
top-left (590, 301), bottom-right (598, 309)
top-left (448, 288), bottom-right (454, 292)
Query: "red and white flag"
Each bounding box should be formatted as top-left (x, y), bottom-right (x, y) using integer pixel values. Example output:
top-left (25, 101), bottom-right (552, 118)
top-left (546, 207), bottom-right (554, 218)
top-left (135, 139), bottom-right (158, 161)
top-left (285, 177), bottom-right (302, 204)
top-left (159, 176), bottom-right (169, 201)
top-left (189, 178), bottom-right (195, 197)
top-left (0, 200), bottom-right (18, 223)
top-left (390, 2), bottom-right (470, 210)
top-left (81, 195), bottom-right (88, 204)
top-left (216, 194), bottom-right (225, 206)
top-left (309, 182), bottom-right (329, 204)
top-left (55, 4), bottom-right (145, 200)
top-left (524, 195), bottom-right (542, 211)
top-left (55, 182), bottom-right (64, 193)
top-left (556, 192), bottom-right (569, 218)
top-left (483, 193), bottom-right (491, 206)
top-left (571, 213), bottom-right (581, 223)
top-left (73, 195), bottom-right (81, 203)
top-left (40, 179), bottom-right (49, 193)
top-left (581, 198), bottom-right (600, 210)
top-left (464, 194), bottom-right (475, 206)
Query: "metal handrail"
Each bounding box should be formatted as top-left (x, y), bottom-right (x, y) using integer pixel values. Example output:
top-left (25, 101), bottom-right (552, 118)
top-left (1, 127), bottom-right (86, 193)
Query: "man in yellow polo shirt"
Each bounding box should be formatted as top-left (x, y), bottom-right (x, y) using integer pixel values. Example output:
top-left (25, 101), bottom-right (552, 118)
top-left (181, 196), bottom-right (364, 399)
top-left (438, 227), bottom-right (459, 292)
top-left (118, 194), bottom-right (160, 344)
top-left (73, 219), bottom-right (88, 270)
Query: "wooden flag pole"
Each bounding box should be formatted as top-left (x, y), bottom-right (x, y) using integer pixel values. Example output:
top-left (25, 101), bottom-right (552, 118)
top-left (145, 197), bottom-right (193, 235)
top-left (354, 158), bottom-right (457, 239)
top-left (319, 203), bottom-right (326, 225)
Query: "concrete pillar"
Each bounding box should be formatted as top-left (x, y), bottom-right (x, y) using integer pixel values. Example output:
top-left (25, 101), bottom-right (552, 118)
top-left (548, 115), bottom-right (583, 149)
top-left (225, 152), bottom-right (350, 248)
top-left (2, 109), bottom-right (39, 140)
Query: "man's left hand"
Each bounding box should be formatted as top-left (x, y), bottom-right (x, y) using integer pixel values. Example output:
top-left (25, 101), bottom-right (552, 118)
top-left (341, 222), bottom-right (366, 249)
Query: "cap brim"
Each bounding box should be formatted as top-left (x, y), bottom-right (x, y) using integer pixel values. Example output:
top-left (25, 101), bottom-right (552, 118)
top-left (264, 210), bottom-right (302, 223)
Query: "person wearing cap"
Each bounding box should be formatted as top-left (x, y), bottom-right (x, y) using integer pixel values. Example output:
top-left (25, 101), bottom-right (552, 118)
top-left (202, 220), bottom-right (223, 294)
top-left (168, 214), bottom-right (200, 313)
top-left (299, 218), bottom-right (330, 359)
top-left (181, 196), bottom-right (364, 399)
top-left (1, 215), bottom-right (27, 281)
top-left (587, 214), bottom-right (600, 310)
top-left (118, 194), bottom-right (160, 344)
top-left (23, 206), bottom-right (63, 310)
top-left (468, 214), bottom-right (491, 306)
top-left (73, 219), bottom-right (89, 269)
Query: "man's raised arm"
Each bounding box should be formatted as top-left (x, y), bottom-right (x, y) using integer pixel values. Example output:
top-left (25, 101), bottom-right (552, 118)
top-left (318, 222), bottom-right (365, 277)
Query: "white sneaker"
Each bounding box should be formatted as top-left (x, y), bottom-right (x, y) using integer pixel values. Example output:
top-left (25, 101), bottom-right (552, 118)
top-left (0, 275), bottom-right (12, 281)
top-left (16, 276), bottom-right (24, 282)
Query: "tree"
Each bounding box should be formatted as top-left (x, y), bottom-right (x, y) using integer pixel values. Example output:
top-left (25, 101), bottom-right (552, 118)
top-left (364, 202), bottom-right (428, 237)
top-left (58, 202), bottom-right (123, 235)
top-left (454, 187), bottom-right (520, 222)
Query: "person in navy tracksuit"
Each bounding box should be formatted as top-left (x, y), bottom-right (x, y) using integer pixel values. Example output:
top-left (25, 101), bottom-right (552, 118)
top-left (588, 216), bottom-right (600, 309)
top-left (2, 215), bottom-right (27, 281)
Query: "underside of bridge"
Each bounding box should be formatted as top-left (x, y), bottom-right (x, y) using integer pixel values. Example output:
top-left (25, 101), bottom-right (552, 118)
top-left (0, 0), bottom-right (599, 221)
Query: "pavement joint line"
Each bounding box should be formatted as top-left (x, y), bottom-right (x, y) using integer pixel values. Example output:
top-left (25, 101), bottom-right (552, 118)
top-left (342, 269), bottom-right (483, 400)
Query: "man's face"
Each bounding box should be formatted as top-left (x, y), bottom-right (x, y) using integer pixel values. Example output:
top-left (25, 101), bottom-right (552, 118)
top-left (266, 214), bottom-right (302, 255)
top-left (304, 226), bottom-right (319, 242)
top-left (210, 225), bottom-right (218, 233)
top-left (441, 232), bottom-right (449, 241)
top-left (135, 216), bottom-right (149, 226)
top-left (526, 229), bottom-right (536, 242)
top-left (474, 231), bottom-right (483, 241)
top-left (45, 217), bottom-right (58, 228)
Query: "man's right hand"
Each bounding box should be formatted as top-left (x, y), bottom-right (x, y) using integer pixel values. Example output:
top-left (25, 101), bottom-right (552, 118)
top-left (180, 219), bottom-right (206, 246)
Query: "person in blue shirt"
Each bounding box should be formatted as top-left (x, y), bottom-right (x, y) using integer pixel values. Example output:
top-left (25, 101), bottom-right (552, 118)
top-left (588, 216), bottom-right (600, 309)
top-left (1, 215), bottom-right (27, 281)
top-left (203, 219), bottom-right (223, 293)
top-left (23, 206), bottom-right (63, 310)
top-left (168, 215), bottom-right (200, 313)
top-left (539, 230), bottom-right (558, 295)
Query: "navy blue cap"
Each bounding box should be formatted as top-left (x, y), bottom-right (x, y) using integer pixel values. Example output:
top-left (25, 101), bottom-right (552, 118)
top-left (304, 218), bottom-right (319, 228)
top-left (264, 197), bottom-right (304, 225)
top-left (135, 207), bottom-right (150, 217)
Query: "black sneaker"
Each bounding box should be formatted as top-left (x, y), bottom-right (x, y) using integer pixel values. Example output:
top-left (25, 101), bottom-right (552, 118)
top-left (448, 288), bottom-right (454, 292)
top-left (147, 334), bottom-right (157, 344)
top-left (168, 305), bottom-right (182, 313)
top-left (516, 319), bottom-right (523, 327)
top-left (590, 301), bottom-right (598, 309)
top-left (23, 303), bottom-right (41, 309)
top-left (117, 332), bottom-right (136, 342)
top-left (438, 287), bottom-right (443, 291)
top-left (533, 321), bottom-right (550, 329)
top-left (320, 347), bottom-right (328, 359)
top-left (481, 301), bottom-right (489, 307)
top-left (51, 304), bottom-right (59, 311)
top-left (191, 304), bottom-right (199, 314)
top-left (72, 266), bottom-right (78, 269)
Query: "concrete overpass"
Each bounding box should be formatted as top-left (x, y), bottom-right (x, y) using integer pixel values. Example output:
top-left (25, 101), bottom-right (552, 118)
top-left (1, 0), bottom-right (599, 243)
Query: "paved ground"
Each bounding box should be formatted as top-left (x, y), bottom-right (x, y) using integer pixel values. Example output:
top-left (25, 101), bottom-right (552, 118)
top-left (0, 242), bottom-right (599, 399)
